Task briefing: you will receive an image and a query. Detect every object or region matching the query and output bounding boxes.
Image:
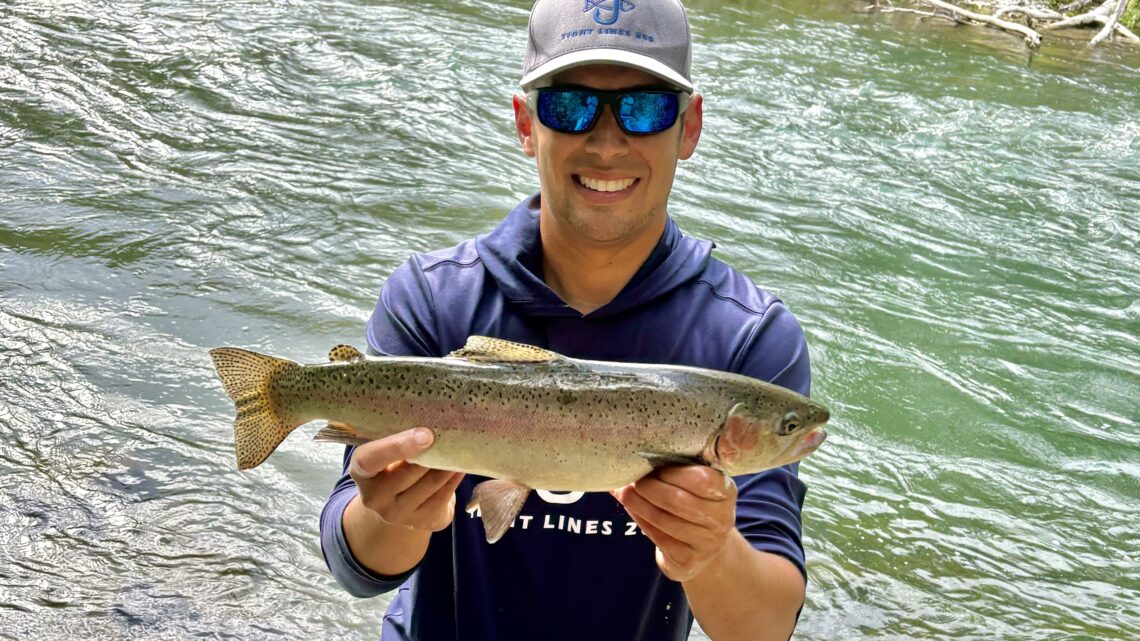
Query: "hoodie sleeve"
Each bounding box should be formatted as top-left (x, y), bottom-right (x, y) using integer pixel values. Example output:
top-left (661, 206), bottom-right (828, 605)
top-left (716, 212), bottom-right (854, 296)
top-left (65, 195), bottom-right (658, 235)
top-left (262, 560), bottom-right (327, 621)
top-left (319, 257), bottom-right (439, 598)
top-left (731, 301), bottom-right (813, 581)
top-left (735, 301), bottom-right (811, 397)
top-left (365, 257), bottom-right (442, 358)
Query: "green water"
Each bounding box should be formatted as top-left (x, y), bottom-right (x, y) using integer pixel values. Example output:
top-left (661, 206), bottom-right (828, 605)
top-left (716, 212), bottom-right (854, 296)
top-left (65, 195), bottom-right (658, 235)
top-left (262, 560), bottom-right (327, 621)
top-left (1, 0), bottom-right (1137, 639)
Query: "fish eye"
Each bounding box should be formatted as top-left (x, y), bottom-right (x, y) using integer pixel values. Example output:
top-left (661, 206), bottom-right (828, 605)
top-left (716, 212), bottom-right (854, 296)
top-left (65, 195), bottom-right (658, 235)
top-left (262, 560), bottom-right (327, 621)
top-left (779, 411), bottom-right (801, 435)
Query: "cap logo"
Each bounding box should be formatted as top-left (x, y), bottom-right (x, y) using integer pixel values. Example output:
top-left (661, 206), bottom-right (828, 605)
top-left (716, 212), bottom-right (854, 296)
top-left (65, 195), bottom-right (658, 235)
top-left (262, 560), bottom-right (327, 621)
top-left (584, 0), bottom-right (635, 26)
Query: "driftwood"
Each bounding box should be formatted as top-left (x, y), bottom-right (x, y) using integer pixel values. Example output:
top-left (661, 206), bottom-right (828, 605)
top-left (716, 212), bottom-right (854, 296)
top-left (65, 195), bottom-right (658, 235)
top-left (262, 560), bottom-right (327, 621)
top-left (1092, 0), bottom-right (1132, 43)
top-left (920, 0), bottom-right (1044, 46)
top-left (1114, 22), bottom-right (1140, 40)
top-left (867, 0), bottom-right (1139, 47)
top-left (1043, 0), bottom-right (1140, 43)
top-left (1043, 0), bottom-right (1115, 28)
top-left (992, 5), bottom-right (1063, 21)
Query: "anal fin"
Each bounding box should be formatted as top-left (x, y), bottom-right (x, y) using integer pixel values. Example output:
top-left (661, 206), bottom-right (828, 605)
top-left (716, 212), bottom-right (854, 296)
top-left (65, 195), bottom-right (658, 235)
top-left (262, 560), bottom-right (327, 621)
top-left (465, 480), bottom-right (531, 544)
top-left (313, 421), bottom-right (371, 447)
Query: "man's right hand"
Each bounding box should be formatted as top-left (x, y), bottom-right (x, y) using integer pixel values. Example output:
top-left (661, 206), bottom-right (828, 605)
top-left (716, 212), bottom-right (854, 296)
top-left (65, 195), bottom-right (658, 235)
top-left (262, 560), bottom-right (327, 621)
top-left (342, 427), bottom-right (465, 576)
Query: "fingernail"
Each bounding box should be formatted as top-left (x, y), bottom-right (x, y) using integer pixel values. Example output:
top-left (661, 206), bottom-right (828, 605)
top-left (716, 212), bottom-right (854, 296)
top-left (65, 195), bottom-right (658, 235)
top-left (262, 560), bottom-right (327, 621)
top-left (414, 428), bottom-right (432, 446)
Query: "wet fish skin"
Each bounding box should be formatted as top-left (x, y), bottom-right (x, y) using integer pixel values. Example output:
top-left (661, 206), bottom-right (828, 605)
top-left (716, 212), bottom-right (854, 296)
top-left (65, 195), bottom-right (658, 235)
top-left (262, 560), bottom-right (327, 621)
top-left (208, 336), bottom-right (830, 542)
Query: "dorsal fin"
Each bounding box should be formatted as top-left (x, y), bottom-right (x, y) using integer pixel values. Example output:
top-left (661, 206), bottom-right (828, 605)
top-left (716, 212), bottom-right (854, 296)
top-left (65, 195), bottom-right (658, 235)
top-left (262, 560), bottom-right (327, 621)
top-left (328, 344), bottom-right (365, 362)
top-left (447, 336), bottom-right (562, 363)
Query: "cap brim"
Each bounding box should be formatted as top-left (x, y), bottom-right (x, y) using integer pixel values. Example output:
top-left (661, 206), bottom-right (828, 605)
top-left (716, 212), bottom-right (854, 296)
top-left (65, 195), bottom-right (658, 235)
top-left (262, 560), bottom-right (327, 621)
top-left (520, 49), bottom-right (693, 93)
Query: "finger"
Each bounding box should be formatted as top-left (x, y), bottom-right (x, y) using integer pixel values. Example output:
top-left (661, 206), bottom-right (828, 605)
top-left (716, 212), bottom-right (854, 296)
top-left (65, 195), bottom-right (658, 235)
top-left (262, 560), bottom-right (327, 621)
top-left (348, 428), bottom-right (434, 478)
top-left (655, 546), bottom-right (693, 583)
top-left (618, 483), bottom-right (715, 546)
top-left (354, 459), bottom-right (434, 497)
top-left (651, 465), bottom-right (735, 501)
top-left (632, 475), bottom-right (730, 529)
top-left (361, 470), bottom-right (459, 526)
top-left (407, 473), bottom-right (465, 530)
top-left (392, 470), bottom-right (463, 512)
top-left (626, 507), bottom-right (696, 580)
top-left (627, 507), bottom-right (683, 552)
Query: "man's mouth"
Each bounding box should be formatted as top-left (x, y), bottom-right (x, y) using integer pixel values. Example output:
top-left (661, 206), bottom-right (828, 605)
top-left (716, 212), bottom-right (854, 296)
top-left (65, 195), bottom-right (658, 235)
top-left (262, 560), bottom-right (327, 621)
top-left (576, 175), bottom-right (637, 193)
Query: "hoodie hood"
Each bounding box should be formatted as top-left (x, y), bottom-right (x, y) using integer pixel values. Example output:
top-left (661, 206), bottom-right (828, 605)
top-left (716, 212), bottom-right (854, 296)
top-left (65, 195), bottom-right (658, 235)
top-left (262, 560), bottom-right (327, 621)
top-left (475, 193), bottom-right (714, 319)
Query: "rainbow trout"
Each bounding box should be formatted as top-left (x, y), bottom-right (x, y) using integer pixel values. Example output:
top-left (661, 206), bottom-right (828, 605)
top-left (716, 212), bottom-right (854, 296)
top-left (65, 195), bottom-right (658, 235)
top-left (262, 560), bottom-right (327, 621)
top-left (209, 336), bottom-right (830, 543)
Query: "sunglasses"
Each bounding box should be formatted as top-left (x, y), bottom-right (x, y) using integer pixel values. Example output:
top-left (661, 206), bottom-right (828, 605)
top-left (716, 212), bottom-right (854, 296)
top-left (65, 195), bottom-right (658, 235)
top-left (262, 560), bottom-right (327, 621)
top-left (527, 85), bottom-right (690, 136)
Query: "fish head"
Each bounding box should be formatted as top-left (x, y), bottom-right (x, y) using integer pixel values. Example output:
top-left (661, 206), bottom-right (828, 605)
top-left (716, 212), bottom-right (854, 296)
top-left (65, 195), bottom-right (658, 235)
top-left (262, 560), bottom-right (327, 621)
top-left (706, 396), bottom-right (830, 476)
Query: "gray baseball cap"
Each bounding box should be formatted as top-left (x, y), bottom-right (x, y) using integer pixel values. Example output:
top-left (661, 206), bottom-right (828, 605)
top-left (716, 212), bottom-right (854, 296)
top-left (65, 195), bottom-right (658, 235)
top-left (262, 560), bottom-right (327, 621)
top-left (520, 0), bottom-right (693, 93)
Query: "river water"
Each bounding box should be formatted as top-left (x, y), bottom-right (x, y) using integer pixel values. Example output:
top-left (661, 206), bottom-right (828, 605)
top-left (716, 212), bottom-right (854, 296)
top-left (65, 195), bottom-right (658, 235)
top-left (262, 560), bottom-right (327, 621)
top-left (1, 0), bottom-right (1137, 639)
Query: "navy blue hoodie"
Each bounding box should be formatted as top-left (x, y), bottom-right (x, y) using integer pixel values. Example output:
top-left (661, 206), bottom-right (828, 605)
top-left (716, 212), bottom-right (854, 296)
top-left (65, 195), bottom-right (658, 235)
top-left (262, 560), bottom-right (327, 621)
top-left (320, 194), bottom-right (812, 641)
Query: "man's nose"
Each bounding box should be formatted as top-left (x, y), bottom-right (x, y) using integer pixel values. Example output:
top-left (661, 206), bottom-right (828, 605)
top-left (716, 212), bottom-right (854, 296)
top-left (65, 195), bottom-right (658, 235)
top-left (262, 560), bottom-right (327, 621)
top-left (583, 106), bottom-right (630, 159)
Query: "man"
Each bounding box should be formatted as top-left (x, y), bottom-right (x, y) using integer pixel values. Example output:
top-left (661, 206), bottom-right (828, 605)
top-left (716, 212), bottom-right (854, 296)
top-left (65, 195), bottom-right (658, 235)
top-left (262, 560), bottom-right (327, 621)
top-left (319, 1), bottom-right (814, 639)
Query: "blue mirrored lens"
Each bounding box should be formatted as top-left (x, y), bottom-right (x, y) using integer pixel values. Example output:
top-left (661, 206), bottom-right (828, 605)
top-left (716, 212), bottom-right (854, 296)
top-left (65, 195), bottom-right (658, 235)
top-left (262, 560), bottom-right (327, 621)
top-left (537, 89), bottom-right (680, 135)
top-left (618, 93), bottom-right (678, 134)
top-left (537, 90), bottom-right (599, 133)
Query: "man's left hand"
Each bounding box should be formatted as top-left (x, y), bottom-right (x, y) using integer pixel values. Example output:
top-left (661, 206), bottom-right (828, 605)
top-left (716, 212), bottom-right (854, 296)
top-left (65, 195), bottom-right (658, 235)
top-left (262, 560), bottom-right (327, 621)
top-left (612, 465), bottom-right (737, 583)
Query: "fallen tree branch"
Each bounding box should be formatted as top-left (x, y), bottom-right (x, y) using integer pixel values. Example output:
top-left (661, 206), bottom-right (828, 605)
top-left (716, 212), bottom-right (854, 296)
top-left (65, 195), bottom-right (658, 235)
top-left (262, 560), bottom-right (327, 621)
top-left (1042, 0), bottom-right (1140, 45)
top-left (860, 0), bottom-right (1140, 48)
top-left (1115, 22), bottom-right (1140, 40)
top-left (1043, 0), bottom-right (1113, 29)
top-left (992, 6), bottom-right (1063, 21)
top-left (1090, 0), bottom-right (1131, 45)
top-left (918, 0), bottom-right (1044, 45)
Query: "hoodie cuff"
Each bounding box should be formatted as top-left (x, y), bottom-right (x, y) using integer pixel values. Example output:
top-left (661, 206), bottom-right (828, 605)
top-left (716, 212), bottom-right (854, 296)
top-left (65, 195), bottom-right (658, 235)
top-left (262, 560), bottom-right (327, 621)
top-left (320, 485), bottom-right (417, 597)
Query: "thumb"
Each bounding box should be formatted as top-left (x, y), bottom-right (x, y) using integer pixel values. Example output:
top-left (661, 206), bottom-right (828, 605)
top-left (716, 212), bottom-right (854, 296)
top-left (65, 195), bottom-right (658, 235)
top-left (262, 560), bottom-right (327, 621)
top-left (349, 427), bottom-right (435, 479)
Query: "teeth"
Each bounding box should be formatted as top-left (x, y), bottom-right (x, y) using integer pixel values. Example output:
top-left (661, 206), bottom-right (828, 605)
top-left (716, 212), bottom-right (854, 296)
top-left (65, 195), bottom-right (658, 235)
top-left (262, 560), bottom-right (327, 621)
top-left (579, 176), bottom-right (635, 192)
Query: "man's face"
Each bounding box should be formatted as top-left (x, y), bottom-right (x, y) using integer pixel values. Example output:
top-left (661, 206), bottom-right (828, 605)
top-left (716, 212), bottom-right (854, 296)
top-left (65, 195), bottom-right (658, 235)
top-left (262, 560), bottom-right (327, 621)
top-left (514, 64), bottom-right (702, 246)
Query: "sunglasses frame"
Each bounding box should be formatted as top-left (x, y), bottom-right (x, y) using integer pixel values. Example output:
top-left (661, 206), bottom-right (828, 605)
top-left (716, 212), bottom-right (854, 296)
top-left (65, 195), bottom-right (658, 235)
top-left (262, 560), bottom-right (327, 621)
top-left (526, 84), bottom-right (692, 136)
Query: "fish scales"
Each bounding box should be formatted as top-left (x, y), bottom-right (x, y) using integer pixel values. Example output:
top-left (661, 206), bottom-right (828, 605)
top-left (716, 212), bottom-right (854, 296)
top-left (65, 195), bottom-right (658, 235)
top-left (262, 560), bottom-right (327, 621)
top-left (209, 336), bottom-right (830, 543)
top-left (273, 359), bottom-right (719, 489)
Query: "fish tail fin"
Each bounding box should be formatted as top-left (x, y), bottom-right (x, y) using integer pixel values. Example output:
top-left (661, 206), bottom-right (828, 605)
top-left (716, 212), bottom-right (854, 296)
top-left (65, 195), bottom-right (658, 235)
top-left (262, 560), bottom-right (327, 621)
top-left (208, 347), bottom-right (302, 470)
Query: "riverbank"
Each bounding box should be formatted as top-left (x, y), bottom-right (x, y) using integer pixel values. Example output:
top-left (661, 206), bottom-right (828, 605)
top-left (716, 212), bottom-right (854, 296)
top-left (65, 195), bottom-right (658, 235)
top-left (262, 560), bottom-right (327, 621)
top-left (860, 0), bottom-right (1139, 48)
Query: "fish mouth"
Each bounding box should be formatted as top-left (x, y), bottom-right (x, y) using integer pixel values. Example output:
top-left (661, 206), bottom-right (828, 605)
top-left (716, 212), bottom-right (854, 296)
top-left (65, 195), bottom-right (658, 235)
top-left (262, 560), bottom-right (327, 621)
top-left (718, 428), bottom-right (828, 476)
top-left (789, 429), bottom-right (827, 462)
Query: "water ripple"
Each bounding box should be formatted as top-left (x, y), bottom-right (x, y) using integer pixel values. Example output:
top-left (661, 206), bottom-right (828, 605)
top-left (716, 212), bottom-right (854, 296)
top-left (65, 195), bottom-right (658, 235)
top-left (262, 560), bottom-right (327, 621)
top-left (3, 0), bottom-right (1138, 639)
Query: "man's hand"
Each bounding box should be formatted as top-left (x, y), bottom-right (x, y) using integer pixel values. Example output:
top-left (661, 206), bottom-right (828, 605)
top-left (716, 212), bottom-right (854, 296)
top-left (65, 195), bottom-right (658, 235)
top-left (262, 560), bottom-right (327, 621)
top-left (342, 428), bottom-right (464, 577)
top-left (348, 427), bottom-right (465, 532)
top-left (611, 465), bottom-right (736, 583)
top-left (615, 466), bottom-right (805, 640)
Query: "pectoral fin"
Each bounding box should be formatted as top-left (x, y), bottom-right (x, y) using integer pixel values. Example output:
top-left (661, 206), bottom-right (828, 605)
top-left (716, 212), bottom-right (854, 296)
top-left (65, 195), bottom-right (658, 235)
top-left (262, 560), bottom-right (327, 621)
top-left (313, 421), bottom-right (371, 447)
top-left (447, 336), bottom-right (563, 363)
top-left (637, 452), bottom-right (732, 493)
top-left (636, 451), bottom-right (709, 469)
top-left (465, 480), bottom-right (531, 544)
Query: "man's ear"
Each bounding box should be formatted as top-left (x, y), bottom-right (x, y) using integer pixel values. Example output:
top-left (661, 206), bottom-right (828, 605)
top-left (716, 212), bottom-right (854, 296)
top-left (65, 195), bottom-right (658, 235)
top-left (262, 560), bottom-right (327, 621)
top-left (678, 93), bottom-right (702, 161)
top-left (514, 94), bottom-right (536, 158)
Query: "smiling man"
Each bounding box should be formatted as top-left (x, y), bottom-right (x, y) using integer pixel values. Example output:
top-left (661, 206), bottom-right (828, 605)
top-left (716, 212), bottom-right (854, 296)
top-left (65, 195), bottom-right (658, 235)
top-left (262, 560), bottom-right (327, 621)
top-left (319, 1), bottom-right (815, 640)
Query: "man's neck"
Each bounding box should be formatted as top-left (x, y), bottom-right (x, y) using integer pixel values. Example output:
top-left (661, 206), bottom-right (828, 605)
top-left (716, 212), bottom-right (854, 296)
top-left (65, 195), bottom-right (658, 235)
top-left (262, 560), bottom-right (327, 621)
top-left (539, 213), bottom-right (666, 315)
